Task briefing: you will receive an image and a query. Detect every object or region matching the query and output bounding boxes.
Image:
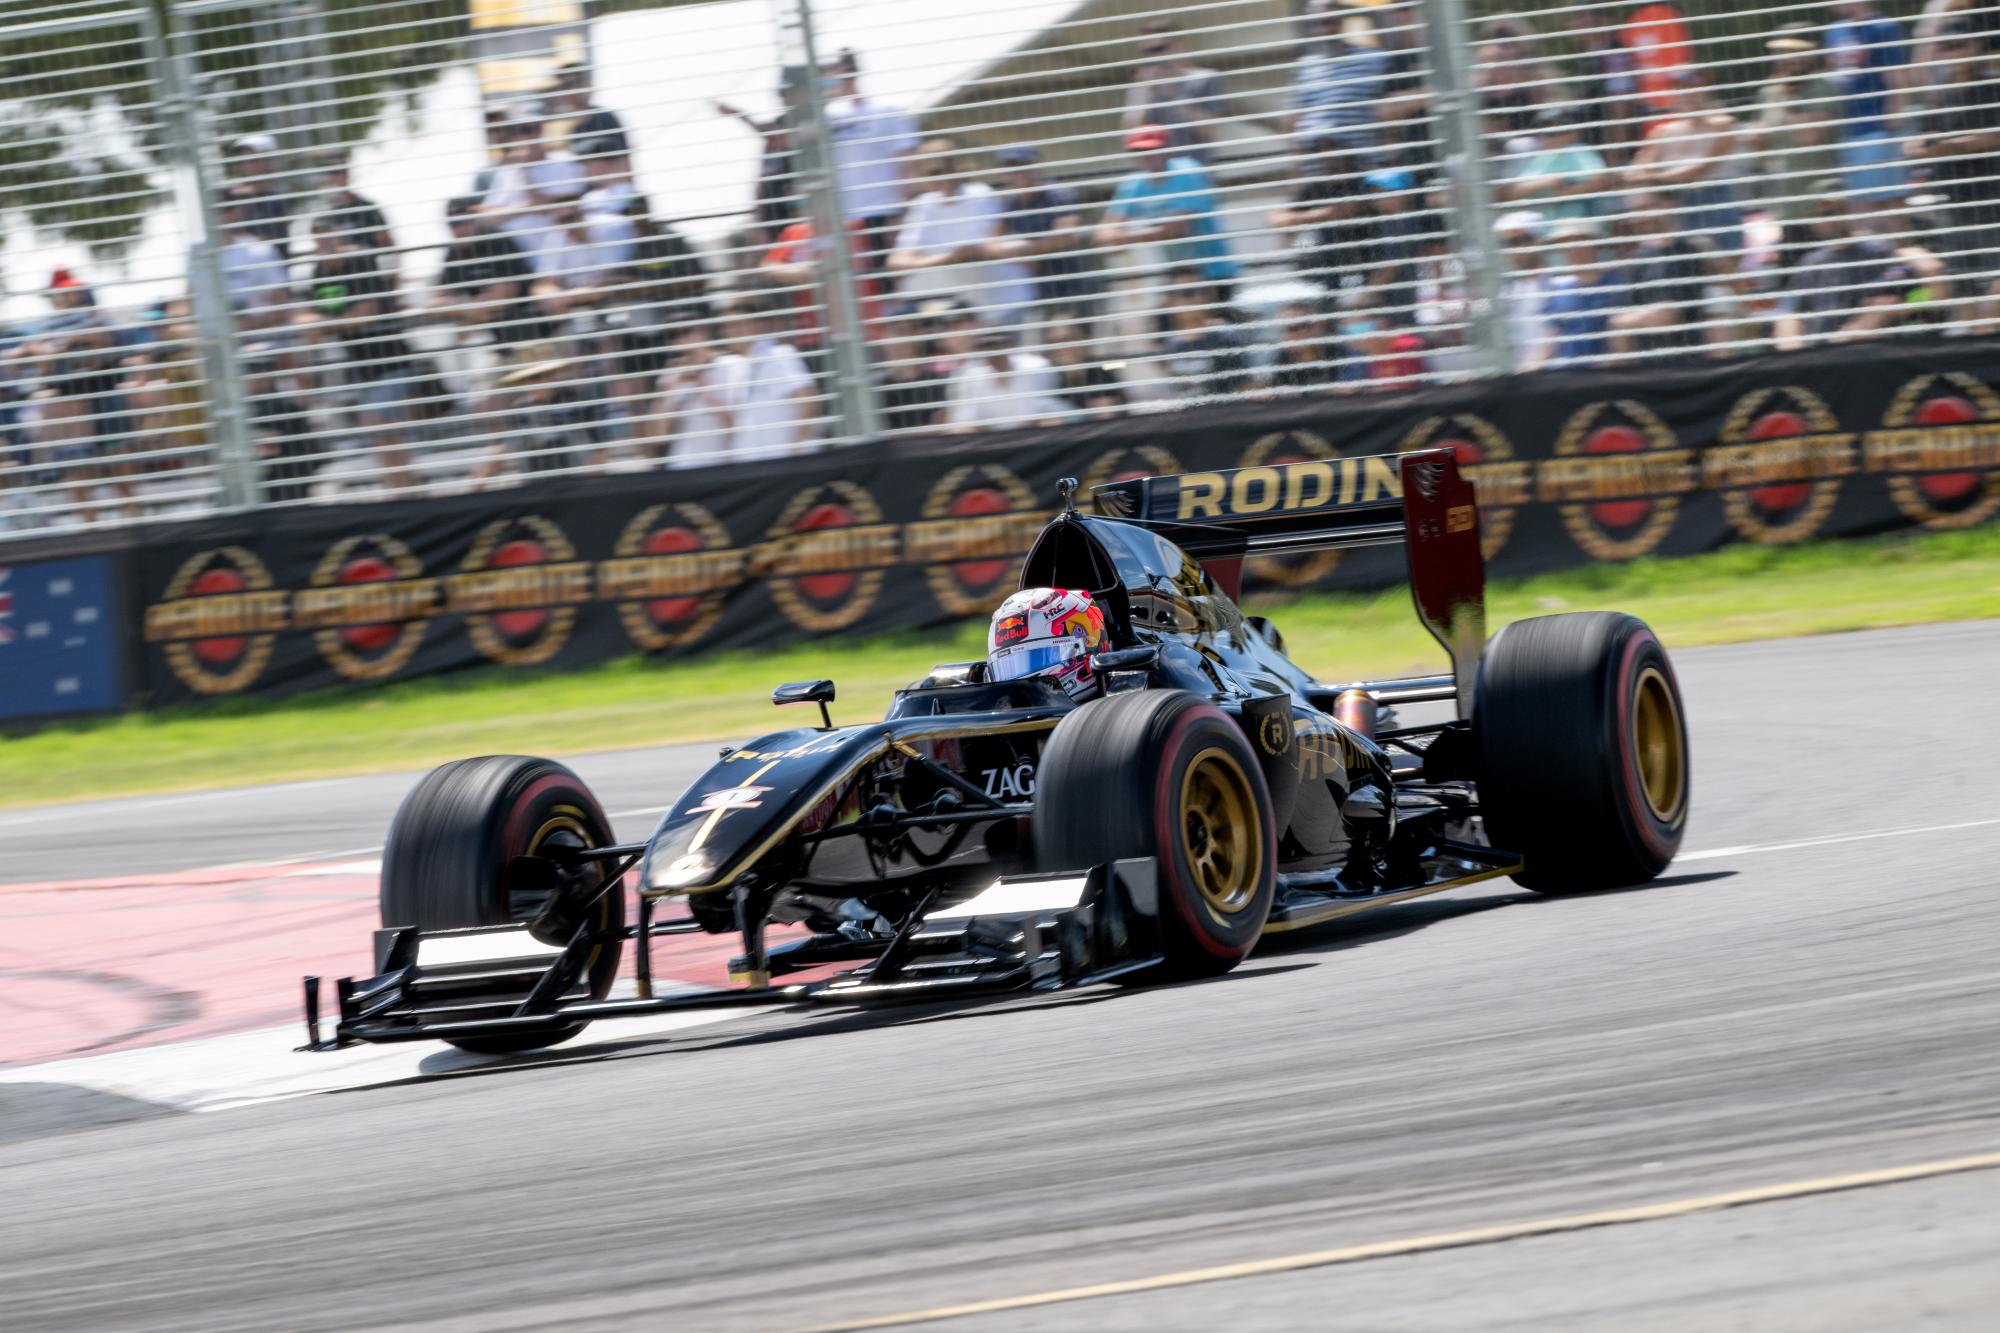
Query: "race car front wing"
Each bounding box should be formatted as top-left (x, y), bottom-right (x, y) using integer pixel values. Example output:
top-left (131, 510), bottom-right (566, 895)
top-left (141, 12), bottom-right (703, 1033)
top-left (300, 859), bottom-right (1166, 1051)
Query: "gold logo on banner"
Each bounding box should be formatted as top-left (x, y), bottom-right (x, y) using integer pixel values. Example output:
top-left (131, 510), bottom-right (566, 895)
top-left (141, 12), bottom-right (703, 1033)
top-left (760, 480), bottom-right (898, 633)
top-left (1707, 387), bottom-right (1854, 545)
top-left (144, 546), bottom-right (285, 695)
top-left (1866, 373), bottom-right (2000, 530)
top-left (1544, 400), bottom-right (1695, 561)
top-left (299, 535), bottom-right (435, 681)
top-left (1083, 445), bottom-right (1182, 506)
top-left (911, 464), bottom-right (1047, 618)
top-left (604, 503), bottom-right (741, 652)
top-left (1397, 414), bottom-right (1528, 562)
top-left (453, 515), bottom-right (590, 667)
top-left (1240, 431), bottom-right (1345, 587)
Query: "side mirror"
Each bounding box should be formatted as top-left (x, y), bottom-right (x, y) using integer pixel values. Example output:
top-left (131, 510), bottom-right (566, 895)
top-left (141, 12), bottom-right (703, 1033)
top-left (1092, 646), bottom-right (1160, 673)
top-left (772, 679), bottom-right (836, 730)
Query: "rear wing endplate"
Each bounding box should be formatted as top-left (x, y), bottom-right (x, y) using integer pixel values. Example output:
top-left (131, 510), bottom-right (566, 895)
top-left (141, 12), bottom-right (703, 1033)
top-left (1092, 450), bottom-right (1486, 715)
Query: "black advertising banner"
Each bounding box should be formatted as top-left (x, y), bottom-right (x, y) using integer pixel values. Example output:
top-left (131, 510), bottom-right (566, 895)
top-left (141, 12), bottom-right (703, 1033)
top-left (103, 336), bottom-right (2000, 707)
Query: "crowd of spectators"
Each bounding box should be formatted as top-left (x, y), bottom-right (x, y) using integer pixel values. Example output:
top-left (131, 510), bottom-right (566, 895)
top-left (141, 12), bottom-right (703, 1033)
top-left (7, 1), bottom-right (2000, 526)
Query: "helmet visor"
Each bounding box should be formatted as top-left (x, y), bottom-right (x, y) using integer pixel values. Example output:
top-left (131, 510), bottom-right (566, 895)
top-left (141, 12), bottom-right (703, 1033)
top-left (990, 638), bottom-right (1085, 683)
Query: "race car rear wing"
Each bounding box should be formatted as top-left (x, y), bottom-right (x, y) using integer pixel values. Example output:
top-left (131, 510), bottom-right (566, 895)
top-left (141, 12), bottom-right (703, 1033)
top-left (1091, 448), bottom-right (1486, 715)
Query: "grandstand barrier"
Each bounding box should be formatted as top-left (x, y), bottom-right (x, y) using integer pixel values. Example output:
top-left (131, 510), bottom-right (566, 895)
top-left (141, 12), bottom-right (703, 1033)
top-left (1, 332), bottom-right (1994, 719)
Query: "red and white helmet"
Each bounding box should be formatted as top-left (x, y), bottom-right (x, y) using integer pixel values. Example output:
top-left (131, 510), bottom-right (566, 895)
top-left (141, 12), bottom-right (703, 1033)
top-left (988, 587), bottom-right (1108, 701)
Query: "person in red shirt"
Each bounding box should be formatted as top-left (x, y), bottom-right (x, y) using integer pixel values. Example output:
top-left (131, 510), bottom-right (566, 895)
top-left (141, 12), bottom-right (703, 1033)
top-left (760, 218), bottom-right (886, 351)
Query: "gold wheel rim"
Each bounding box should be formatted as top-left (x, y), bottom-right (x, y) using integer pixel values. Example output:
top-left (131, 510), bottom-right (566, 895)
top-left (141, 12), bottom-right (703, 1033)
top-left (1178, 748), bottom-right (1263, 914)
top-left (511, 810), bottom-right (593, 922)
top-left (1633, 667), bottom-right (1686, 822)
top-left (520, 805), bottom-right (613, 992)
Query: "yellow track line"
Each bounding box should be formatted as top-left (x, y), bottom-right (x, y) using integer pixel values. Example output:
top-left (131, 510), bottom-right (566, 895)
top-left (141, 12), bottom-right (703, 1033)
top-left (783, 1148), bottom-right (2000, 1333)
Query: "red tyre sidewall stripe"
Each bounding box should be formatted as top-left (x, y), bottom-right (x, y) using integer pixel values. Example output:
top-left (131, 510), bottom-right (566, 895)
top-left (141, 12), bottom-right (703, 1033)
top-left (1152, 705), bottom-right (1262, 959)
top-left (503, 773), bottom-right (606, 855)
top-left (1611, 631), bottom-right (1682, 862)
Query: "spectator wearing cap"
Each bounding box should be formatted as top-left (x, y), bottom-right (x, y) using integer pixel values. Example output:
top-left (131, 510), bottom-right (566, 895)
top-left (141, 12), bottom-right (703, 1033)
top-left (215, 188), bottom-right (293, 324)
top-left (1122, 19), bottom-right (1228, 163)
top-left (1539, 218), bottom-right (1625, 366)
top-left (1496, 211), bottom-right (1554, 369)
top-left (15, 268), bottom-right (125, 488)
top-left (544, 64), bottom-right (630, 161)
top-left (305, 212), bottom-right (424, 488)
top-left (1096, 126), bottom-right (1239, 307)
top-left (1289, 1), bottom-right (1389, 155)
top-left (478, 108), bottom-right (587, 267)
top-left (1356, 168), bottom-right (1432, 322)
top-left (576, 133), bottom-right (637, 219)
top-left (1772, 190), bottom-right (1946, 351)
top-left (1749, 25), bottom-right (1840, 229)
top-left (941, 326), bottom-right (1067, 431)
top-left (1499, 107), bottom-right (1608, 222)
top-left (1825, 1), bottom-right (1911, 198)
top-left (223, 132), bottom-right (298, 260)
top-left (983, 147), bottom-right (1098, 331)
top-left (888, 138), bottom-right (1033, 328)
top-left (429, 196), bottom-right (540, 427)
top-left (1270, 140), bottom-right (1372, 293)
top-left (435, 195), bottom-right (545, 343)
top-left (822, 50), bottom-right (921, 272)
top-left (1907, 22), bottom-right (2000, 283)
top-left (318, 160), bottom-right (394, 272)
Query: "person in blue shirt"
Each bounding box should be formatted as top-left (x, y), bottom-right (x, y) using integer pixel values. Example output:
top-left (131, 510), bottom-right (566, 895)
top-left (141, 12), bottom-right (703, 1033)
top-left (1825, 0), bottom-right (1911, 197)
top-left (1096, 124), bottom-right (1239, 305)
top-left (1539, 219), bottom-right (1626, 367)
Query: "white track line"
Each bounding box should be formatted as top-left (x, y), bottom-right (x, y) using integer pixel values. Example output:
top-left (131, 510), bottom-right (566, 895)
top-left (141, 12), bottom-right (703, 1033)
top-left (1677, 816), bottom-right (2000, 863)
top-left (783, 1151), bottom-right (2000, 1333)
top-left (0, 990), bottom-right (745, 1114)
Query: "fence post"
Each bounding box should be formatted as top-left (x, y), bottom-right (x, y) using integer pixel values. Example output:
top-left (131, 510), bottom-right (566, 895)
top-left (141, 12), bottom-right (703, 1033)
top-left (774, 0), bottom-right (882, 443)
top-left (143, 1), bottom-right (261, 511)
top-left (1418, 0), bottom-right (1514, 377)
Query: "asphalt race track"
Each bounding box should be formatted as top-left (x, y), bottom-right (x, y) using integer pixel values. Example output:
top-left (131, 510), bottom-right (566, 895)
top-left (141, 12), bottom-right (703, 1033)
top-left (3, 622), bottom-right (1999, 1331)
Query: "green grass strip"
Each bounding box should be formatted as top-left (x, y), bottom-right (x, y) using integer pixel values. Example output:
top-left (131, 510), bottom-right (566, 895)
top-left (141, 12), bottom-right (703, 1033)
top-left (5, 522), bottom-right (1998, 809)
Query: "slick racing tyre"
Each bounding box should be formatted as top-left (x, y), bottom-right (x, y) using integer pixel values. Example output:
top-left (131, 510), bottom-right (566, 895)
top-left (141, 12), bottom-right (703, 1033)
top-left (1475, 612), bottom-right (1690, 893)
top-left (380, 756), bottom-right (625, 1053)
top-left (1035, 690), bottom-right (1276, 979)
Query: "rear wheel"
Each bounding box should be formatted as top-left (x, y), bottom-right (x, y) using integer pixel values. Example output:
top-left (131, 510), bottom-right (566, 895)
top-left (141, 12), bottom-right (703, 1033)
top-left (1034, 690), bottom-right (1276, 979)
top-left (380, 756), bottom-right (625, 1053)
top-left (1476, 613), bottom-right (1690, 893)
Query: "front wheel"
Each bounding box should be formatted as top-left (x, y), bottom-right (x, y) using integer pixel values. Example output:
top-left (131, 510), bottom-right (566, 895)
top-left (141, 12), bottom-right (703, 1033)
top-left (1475, 612), bottom-right (1690, 893)
top-left (1034, 690), bottom-right (1276, 979)
top-left (380, 755), bottom-right (625, 1053)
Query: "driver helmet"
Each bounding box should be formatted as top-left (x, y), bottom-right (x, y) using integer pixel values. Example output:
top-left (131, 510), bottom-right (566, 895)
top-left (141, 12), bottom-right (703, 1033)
top-left (988, 588), bottom-right (1107, 700)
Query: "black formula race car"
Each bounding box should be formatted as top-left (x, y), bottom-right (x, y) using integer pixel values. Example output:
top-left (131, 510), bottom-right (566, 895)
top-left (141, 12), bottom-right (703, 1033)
top-left (302, 450), bottom-right (1690, 1055)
